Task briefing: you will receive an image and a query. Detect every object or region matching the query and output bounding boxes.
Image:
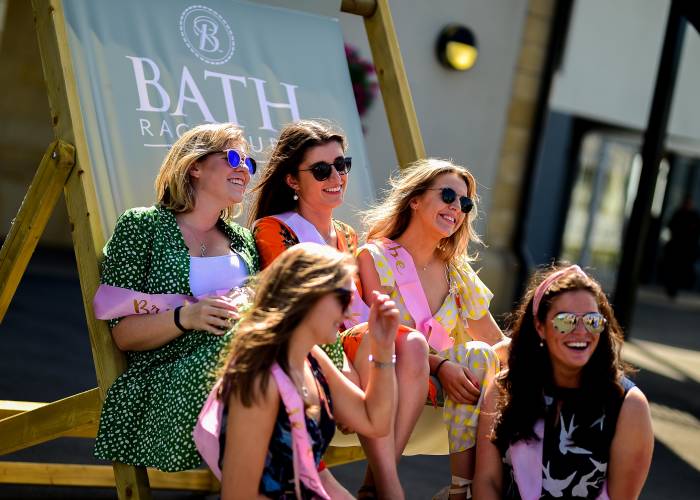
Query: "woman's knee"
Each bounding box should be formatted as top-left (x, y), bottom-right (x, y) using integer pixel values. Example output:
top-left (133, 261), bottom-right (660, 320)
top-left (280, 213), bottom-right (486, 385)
top-left (461, 342), bottom-right (499, 381)
top-left (396, 331), bottom-right (429, 377)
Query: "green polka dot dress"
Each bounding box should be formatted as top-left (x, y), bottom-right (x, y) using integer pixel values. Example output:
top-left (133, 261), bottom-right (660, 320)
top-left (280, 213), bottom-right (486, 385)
top-left (94, 206), bottom-right (259, 472)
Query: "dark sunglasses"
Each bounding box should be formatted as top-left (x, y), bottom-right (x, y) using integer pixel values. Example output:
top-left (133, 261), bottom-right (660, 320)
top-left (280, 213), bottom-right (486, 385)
top-left (299, 156), bottom-right (352, 182)
top-left (426, 187), bottom-right (474, 214)
top-left (333, 288), bottom-right (353, 313)
top-left (208, 149), bottom-right (256, 175)
top-left (551, 312), bottom-right (607, 335)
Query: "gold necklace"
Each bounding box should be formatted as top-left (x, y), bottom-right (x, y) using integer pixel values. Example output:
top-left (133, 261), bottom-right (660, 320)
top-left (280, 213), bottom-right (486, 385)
top-left (290, 367), bottom-right (309, 399)
top-left (418, 258), bottom-right (433, 272)
top-left (181, 223), bottom-right (210, 257)
top-left (196, 240), bottom-right (207, 257)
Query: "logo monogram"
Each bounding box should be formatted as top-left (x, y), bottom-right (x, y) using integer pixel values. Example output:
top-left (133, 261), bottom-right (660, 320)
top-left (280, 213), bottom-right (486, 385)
top-left (193, 15), bottom-right (220, 53)
top-left (180, 5), bottom-right (235, 65)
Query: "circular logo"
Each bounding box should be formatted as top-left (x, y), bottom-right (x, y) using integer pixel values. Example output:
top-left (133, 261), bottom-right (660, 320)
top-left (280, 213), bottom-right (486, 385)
top-left (180, 5), bottom-right (235, 65)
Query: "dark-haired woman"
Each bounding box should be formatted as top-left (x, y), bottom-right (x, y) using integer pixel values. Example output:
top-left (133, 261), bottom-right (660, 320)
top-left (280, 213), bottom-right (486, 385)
top-left (216, 243), bottom-right (398, 499)
top-left (473, 264), bottom-right (653, 499)
top-left (249, 119), bottom-right (367, 374)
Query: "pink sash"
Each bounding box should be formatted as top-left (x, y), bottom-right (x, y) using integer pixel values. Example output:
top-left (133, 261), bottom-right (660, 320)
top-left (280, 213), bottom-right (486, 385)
top-left (510, 419), bottom-right (609, 500)
top-left (93, 284), bottom-right (243, 320)
top-left (193, 362), bottom-right (330, 500)
top-left (273, 212), bottom-right (369, 327)
top-left (373, 238), bottom-right (454, 352)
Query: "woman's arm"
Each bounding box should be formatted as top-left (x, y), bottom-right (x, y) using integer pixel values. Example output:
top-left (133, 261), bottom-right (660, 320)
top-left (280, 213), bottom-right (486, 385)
top-left (429, 352), bottom-right (481, 404)
top-left (472, 382), bottom-right (504, 500)
top-left (311, 292), bottom-right (398, 438)
top-left (220, 377), bottom-right (279, 500)
top-left (467, 311), bottom-right (505, 345)
top-left (357, 248), bottom-right (384, 299)
top-left (102, 209), bottom-right (240, 351)
top-left (607, 387), bottom-right (654, 499)
top-left (112, 296), bottom-right (240, 351)
top-left (467, 312), bottom-right (510, 365)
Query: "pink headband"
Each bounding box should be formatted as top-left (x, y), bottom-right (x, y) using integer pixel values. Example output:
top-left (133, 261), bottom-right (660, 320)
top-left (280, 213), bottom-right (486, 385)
top-left (532, 265), bottom-right (588, 317)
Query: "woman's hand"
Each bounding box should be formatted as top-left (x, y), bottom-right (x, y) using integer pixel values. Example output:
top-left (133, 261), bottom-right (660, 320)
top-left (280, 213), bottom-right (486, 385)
top-left (438, 360), bottom-right (481, 404)
top-left (367, 291), bottom-right (399, 351)
top-left (180, 296), bottom-right (240, 334)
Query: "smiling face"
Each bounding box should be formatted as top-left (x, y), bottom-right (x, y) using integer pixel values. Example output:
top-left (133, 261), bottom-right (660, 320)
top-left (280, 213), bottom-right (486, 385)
top-left (189, 142), bottom-right (251, 207)
top-left (410, 172), bottom-right (469, 239)
top-left (286, 140), bottom-right (348, 212)
top-left (535, 290), bottom-right (602, 384)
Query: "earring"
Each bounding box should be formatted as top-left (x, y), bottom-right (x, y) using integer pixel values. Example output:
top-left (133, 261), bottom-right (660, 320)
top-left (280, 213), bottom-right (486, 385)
top-left (293, 192), bottom-right (299, 201)
top-left (539, 338), bottom-right (544, 348)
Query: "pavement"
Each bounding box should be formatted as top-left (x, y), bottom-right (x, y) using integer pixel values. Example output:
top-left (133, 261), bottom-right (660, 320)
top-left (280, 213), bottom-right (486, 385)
top-left (0, 248), bottom-right (698, 498)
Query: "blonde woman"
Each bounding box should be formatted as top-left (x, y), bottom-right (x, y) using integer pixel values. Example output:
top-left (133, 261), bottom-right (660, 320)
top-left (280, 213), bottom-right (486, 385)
top-left (93, 123), bottom-right (259, 471)
top-left (343, 159), bottom-right (508, 499)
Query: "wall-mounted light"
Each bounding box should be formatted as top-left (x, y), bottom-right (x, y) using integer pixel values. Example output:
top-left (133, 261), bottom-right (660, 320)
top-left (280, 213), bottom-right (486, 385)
top-left (436, 24), bottom-right (478, 71)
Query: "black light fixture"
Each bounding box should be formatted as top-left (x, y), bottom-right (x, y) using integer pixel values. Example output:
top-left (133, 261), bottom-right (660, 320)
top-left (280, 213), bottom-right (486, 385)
top-left (436, 24), bottom-right (478, 71)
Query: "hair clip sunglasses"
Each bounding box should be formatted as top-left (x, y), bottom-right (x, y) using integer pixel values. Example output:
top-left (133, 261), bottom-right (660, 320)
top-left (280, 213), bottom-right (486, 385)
top-left (426, 187), bottom-right (474, 214)
top-left (209, 149), bottom-right (256, 175)
top-left (300, 156), bottom-right (352, 182)
top-left (551, 312), bottom-right (606, 335)
top-left (333, 287), bottom-right (353, 313)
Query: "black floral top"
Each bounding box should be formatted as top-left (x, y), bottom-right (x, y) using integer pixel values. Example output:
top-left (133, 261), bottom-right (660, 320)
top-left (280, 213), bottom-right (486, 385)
top-left (220, 355), bottom-right (336, 499)
top-left (503, 378), bottom-right (635, 499)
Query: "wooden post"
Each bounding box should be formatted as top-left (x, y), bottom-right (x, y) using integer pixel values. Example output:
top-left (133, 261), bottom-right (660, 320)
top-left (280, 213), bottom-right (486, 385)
top-left (342, 0), bottom-right (426, 167)
top-left (0, 140), bottom-right (74, 322)
top-left (0, 462), bottom-right (218, 491)
top-left (0, 389), bottom-right (101, 455)
top-left (31, 1), bottom-right (150, 497)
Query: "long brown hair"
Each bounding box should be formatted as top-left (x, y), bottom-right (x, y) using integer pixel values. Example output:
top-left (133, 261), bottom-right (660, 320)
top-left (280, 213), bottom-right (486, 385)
top-left (364, 158), bottom-right (481, 263)
top-left (219, 243), bottom-right (354, 407)
top-left (154, 123), bottom-right (248, 220)
top-left (492, 263), bottom-right (630, 452)
top-left (248, 119), bottom-right (347, 225)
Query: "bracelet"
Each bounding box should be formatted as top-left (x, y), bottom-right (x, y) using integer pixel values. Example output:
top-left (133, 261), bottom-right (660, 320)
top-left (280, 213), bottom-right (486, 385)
top-left (433, 358), bottom-right (449, 379)
top-left (368, 354), bottom-right (396, 369)
top-left (173, 306), bottom-right (187, 333)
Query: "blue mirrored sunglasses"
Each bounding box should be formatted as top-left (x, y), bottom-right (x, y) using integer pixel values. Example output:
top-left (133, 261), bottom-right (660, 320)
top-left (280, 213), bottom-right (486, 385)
top-left (210, 149), bottom-right (256, 175)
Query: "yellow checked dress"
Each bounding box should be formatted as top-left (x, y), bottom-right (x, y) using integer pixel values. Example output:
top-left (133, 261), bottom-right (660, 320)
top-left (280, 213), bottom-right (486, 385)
top-left (357, 242), bottom-right (499, 453)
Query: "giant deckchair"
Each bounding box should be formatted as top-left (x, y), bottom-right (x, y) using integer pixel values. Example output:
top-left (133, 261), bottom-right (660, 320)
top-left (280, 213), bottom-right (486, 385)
top-left (0, 0), bottom-right (426, 497)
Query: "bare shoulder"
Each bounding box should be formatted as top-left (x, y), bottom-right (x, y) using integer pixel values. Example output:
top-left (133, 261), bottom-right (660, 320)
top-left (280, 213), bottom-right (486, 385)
top-left (228, 371), bottom-right (280, 411)
top-left (356, 247), bottom-right (374, 265)
top-left (619, 386), bottom-right (650, 419)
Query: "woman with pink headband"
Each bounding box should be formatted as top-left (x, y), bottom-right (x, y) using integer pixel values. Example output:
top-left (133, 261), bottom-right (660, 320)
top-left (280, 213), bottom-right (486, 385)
top-left (474, 264), bottom-right (654, 499)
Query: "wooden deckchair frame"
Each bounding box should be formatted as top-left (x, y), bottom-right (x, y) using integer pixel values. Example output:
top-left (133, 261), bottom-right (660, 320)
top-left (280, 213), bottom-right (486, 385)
top-left (0, 0), bottom-right (424, 497)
